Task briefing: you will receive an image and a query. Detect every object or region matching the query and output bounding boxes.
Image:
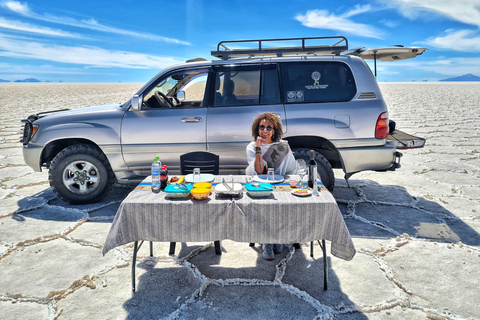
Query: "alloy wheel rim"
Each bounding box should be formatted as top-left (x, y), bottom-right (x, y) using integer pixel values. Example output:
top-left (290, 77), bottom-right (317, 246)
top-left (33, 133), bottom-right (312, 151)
top-left (62, 160), bottom-right (100, 194)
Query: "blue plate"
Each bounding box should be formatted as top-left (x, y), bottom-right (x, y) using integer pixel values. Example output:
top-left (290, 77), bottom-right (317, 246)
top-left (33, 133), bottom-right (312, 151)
top-left (252, 174), bottom-right (284, 184)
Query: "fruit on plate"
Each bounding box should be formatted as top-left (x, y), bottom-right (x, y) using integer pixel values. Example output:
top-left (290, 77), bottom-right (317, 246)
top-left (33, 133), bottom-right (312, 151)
top-left (293, 189), bottom-right (310, 195)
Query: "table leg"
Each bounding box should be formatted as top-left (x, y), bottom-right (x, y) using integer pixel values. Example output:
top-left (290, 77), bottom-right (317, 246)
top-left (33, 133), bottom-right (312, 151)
top-left (214, 240), bottom-right (222, 255)
top-left (132, 241), bottom-right (138, 292)
top-left (169, 242), bottom-right (176, 255)
top-left (132, 240), bottom-right (145, 293)
top-left (311, 240), bottom-right (328, 290)
top-left (319, 240), bottom-right (328, 290)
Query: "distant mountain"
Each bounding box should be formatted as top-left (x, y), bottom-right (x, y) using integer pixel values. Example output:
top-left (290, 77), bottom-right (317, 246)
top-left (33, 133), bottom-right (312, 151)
top-left (14, 78), bottom-right (41, 83)
top-left (440, 74), bottom-right (480, 81)
top-left (0, 79), bottom-right (10, 82)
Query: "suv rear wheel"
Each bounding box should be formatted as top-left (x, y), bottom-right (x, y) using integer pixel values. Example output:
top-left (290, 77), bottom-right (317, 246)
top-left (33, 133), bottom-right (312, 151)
top-left (292, 148), bottom-right (335, 192)
top-left (49, 144), bottom-right (116, 204)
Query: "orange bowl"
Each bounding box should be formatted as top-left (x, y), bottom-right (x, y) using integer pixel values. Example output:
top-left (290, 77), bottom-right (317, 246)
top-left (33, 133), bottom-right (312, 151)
top-left (193, 182), bottom-right (212, 189)
top-left (190, 188), bottom-right (210, 200)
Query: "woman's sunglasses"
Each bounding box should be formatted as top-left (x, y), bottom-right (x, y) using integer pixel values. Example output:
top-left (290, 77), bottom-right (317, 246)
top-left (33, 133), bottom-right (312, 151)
top-left (259, 125), bottom-right (273, 131)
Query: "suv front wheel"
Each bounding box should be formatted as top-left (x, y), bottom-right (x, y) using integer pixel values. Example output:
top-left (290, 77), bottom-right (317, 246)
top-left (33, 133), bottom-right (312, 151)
top-left (48, 144), bottom-right (116, 204)
top-left (292, 148), bottom-right (335, 192)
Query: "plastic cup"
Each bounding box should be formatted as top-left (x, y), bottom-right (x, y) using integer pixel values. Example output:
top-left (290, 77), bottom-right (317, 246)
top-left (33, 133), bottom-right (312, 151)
top-left (193, 168), bottom-right (201, 183)
top-left (267, 168), bottom-right (274, 181)
top-left (289, 179), bottom-right (297, 188)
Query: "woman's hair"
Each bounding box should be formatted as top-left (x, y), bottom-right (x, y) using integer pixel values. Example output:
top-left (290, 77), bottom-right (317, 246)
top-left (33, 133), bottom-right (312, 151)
top-left (251, 112), bottom-right (283, 142)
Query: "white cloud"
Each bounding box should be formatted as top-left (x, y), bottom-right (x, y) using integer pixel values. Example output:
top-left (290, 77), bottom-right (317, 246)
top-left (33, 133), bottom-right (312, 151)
top-left (1, 0), bottom-right (29, 14)
top-left (418, 57), bottom-right (480, 77)
top-left (0, 17), bottom-right (83, 38)
top-left (343, 4), bottom-right (373, 18)
top-left (421, 29), bottom-right (480, 52)
top-left (0, 62), bottom-right (88, 75)
top-left (295, 7), bottom-right (385, 39)
top-left (378, 0), bottom-right (480, 27)
top-left (0, 36), bottom-right (185, 69)
top-left (372, 56), bottom-right (480, 78)
top-left (380, 19), bottom-right (399, 28)
top-left (1, 0), bottom-right (191, 45)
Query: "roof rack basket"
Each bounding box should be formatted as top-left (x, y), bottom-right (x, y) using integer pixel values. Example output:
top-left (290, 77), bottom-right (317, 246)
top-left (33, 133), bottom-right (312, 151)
top-left (211, 36), bottom-right (348, 60)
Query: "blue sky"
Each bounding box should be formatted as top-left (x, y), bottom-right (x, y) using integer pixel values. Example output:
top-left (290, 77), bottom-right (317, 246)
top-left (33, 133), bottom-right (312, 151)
top-left (0, 0), bottom-right (479, 82)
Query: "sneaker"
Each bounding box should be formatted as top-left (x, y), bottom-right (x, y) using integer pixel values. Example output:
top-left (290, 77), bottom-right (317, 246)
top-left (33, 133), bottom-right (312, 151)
top-left (273, 244), bottom-right (283, 254)
top-left (263, 244), bottom-right (275, 260)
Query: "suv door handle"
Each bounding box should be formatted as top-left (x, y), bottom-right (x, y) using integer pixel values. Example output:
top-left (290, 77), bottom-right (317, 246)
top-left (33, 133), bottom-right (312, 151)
top-left (181, 117), bottom-right (202, 123)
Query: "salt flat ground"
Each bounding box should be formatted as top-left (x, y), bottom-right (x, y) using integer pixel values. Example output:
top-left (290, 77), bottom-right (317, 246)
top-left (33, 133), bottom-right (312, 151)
top-left (0, 82), bottom-right (479, 320)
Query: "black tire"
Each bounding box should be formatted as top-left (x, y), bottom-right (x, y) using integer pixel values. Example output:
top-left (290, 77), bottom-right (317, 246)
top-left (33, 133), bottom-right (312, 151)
top-left (49, 144), bottom-right (116, 204)
top-left (292, 148), bottom-right (335, 192)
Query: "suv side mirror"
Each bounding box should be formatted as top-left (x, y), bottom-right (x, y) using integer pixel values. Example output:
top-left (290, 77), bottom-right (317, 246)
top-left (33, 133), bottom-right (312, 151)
top-left (131, 95), bottom-right (142, 111)
top-left (177, 91), bottom-right (186, 102)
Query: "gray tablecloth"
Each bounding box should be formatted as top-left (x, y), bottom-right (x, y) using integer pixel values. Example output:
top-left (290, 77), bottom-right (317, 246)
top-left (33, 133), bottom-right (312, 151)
top-left (103, 175), bottom-right (356, 261)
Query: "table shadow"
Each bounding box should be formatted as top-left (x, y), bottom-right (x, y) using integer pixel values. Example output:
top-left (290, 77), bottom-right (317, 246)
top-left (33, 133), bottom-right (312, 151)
top-left (123, 243), bottom-right (368, 319)
top-left (332, 179), bottom-right (480, 246)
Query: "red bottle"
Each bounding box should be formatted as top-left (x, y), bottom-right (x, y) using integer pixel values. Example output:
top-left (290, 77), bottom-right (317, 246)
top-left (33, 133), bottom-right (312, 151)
top-left (160, 165), bottom-right (168, 189)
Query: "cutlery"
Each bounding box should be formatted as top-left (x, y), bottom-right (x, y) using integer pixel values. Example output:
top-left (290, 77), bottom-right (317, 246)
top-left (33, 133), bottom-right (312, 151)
top-left (222, 177), bottom-right (232, 191)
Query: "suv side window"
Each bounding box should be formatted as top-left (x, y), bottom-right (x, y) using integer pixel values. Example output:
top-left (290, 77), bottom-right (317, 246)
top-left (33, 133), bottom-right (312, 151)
top-left (143, 69), bottom-right (209, 109)
top-left (281, 62), bottom-right (356, 103)
top-left (213, 65), bottom-right (280, 107)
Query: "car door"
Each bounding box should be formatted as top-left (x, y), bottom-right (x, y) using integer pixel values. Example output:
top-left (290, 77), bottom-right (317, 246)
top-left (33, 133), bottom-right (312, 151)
top-left (206, 64), bottom-right (286, 171)
top-left (121, 67), bottom-right (210, 174)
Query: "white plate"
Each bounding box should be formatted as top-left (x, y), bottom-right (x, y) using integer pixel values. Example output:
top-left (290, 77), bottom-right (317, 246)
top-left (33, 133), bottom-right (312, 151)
top-left (252, 174), bottom-right (284, 184)
top-left (185, 173), bottom-right (215, 183)
top-left (291, 189), bottom-right (312, 197)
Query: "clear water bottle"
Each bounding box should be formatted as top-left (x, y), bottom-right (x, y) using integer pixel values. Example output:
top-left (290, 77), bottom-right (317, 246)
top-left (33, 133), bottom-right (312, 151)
top-left (151, 157), bottom-right (161, 191)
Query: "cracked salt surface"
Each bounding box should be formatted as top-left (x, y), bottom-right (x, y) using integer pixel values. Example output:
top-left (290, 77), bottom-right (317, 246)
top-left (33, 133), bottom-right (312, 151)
top-left (1, 83), bottom-right (479, 319)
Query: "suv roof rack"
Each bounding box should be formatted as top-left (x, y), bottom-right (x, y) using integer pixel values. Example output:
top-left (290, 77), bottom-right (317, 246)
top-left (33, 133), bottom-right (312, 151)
top-left (211, 36), bottom-right (348, 60)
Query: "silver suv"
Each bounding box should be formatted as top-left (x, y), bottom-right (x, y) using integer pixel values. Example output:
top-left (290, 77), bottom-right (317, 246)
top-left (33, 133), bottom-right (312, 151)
top-left (21, 36), bottom-right (425, 204)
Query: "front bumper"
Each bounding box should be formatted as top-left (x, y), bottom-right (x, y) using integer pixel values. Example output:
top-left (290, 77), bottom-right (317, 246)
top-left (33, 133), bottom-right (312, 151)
top-left (23, 144), bottom-right (43, 172)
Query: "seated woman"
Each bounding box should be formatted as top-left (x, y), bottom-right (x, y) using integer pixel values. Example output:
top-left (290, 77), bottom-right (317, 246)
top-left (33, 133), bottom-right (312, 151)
top-left (246, 112), bottom-right (296, 260)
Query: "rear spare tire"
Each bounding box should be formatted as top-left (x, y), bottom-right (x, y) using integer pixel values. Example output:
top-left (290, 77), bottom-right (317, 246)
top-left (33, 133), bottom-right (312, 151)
top-left (49, 144), bottom-right (116, 204)
top-left (292, 148), bottom-right (335, 192)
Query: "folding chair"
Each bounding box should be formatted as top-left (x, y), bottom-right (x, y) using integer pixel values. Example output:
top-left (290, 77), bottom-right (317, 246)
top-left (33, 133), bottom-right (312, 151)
top-left (179, 151), bottom-right (219, 175)
top-left (169, 151), bottom-right (222, 255)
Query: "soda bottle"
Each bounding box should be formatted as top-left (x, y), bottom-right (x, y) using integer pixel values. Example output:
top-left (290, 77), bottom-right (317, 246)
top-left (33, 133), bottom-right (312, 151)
top-left (151, 157), bottom-right (161, 191)
top-left (160, 165), bottom-right (168, 189)
top-left (308, 150), bottom-right (317, 189)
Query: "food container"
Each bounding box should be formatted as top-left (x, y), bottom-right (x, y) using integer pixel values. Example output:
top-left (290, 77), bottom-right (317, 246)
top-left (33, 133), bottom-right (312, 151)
top-left (190, 187), bottom-right (211, 200)
top-left (215, 182), bottom-right (243, 196)
top-left (193, 182), bottom-right (212, 189)
top-left (245, 182), bottom-right (273, 198)
top-left (164, 183), bottom-right (192, 198)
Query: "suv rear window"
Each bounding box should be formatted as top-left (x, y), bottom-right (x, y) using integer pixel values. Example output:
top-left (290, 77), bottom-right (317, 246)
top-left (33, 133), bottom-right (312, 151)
top-left (281, 62), bottom-right (356, 103)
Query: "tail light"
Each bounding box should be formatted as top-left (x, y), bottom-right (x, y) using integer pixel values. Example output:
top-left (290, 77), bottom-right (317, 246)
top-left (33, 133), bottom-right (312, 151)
top-left (375, 112), bottom-right (389, 139)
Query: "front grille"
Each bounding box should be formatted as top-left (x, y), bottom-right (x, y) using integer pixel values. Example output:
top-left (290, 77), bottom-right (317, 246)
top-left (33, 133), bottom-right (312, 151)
top-left (357, 92), bottom-right (377, 100)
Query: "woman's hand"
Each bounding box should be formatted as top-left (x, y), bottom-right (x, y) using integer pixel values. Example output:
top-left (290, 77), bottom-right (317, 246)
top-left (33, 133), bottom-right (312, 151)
top-left (256, 136), bottom-right (267, 147)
